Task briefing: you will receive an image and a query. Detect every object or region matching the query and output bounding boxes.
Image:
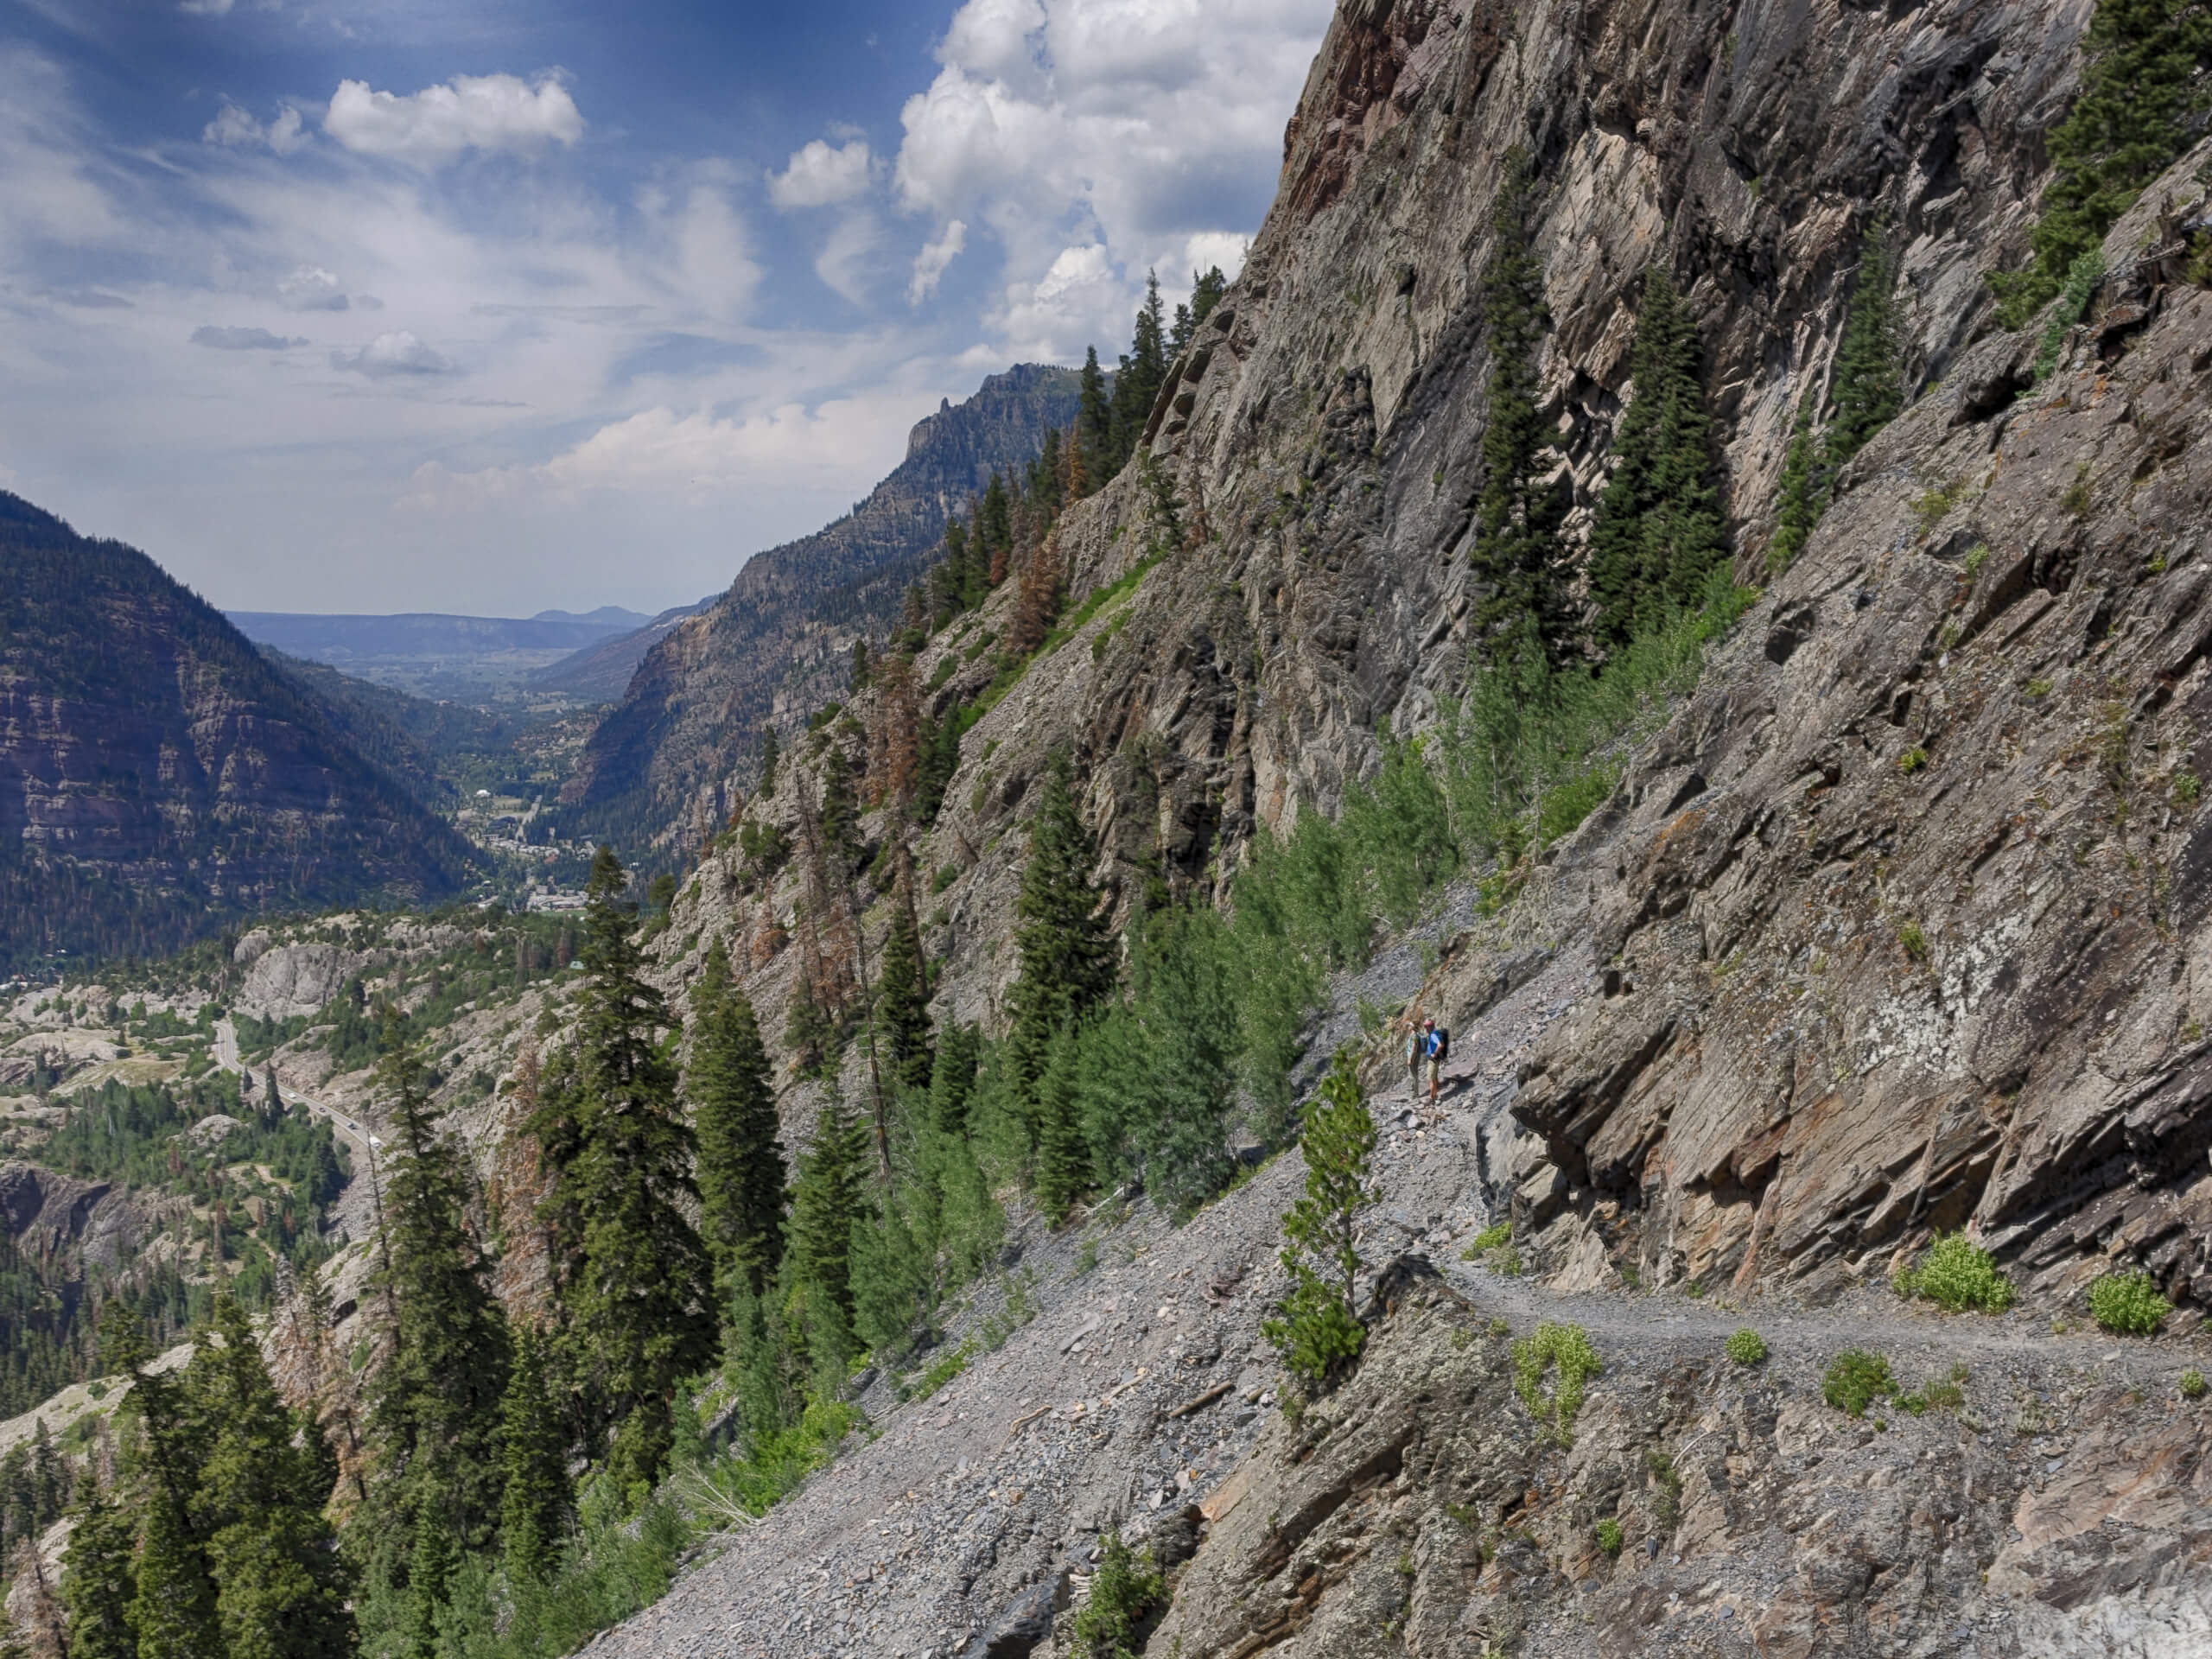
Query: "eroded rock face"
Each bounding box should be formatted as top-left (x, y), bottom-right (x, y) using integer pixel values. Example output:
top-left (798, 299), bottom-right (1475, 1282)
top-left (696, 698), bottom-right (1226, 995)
top-left (1512, 158), bottom-right (2212, 1308)
top-left (236, 942), bottom-right (372, 1020)
top-left (1147, 1277), bottom-right (2212, 1659)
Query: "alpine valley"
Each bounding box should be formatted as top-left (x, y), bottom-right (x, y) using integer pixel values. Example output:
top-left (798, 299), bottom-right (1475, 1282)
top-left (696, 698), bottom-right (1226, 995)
top-left (3, 1), bottom-right (2212, 1658)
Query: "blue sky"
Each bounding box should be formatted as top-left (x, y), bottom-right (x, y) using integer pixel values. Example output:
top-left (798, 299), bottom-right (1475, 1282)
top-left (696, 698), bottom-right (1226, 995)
top-left (0, 0), bottom-right (1331, 615)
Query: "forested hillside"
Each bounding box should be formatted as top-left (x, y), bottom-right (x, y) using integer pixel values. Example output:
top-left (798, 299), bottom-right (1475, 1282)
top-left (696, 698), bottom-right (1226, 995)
top-left (17, 0), bottom-right (2212, 1656)
top-left (0, 494), bottom-right (476, 970)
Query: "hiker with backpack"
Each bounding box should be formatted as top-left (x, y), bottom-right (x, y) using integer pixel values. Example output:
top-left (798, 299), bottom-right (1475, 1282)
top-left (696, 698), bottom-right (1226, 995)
top-left (1423, 1016), bottom-right (1450, 1107)
top-left (1402, 1019), bottom-right (1424, 1100)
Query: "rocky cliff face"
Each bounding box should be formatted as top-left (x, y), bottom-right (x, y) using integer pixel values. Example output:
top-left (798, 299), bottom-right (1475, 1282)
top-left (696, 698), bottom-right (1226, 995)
top-left (604, 0), bottom-right (2212, 1650)
top-left (564, 363), bottom-right (1084, 855)
top-left (0, 493), bottom-right (475, 969)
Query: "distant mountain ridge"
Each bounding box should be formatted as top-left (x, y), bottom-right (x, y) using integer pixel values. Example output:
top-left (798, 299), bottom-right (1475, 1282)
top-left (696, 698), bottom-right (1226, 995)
top-left (563, 361), bottom-right (1084, 852)
top-left (527, 599), bottom-right (715, 704)
top-left (0, 493), bottom-right (475, 968)
top-left (229, 609), bottom-right (647, 660)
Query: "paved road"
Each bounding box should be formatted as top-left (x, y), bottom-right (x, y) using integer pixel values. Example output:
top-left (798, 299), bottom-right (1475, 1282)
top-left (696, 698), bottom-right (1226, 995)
top-left (213, 1017), bottom-right (382, 1171)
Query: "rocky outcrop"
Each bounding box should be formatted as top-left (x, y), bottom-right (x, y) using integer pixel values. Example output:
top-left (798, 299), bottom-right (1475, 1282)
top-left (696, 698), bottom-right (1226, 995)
top-left (1512, 156), bottom-right (2212, 1309)
top-left (0, 492), bottom-right (475, 970)
top-left (1147, 1269), bottom-right (2212, 1659)
top-left (565, 364), bottom-right (1084, 855)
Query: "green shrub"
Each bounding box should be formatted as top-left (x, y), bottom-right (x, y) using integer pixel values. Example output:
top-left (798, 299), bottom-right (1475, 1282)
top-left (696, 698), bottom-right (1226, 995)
top-left (1070, 1533), bottom-right (1165, 1658)
top-left (1897, 1232), bottom-right (2014, 1313)
top-left (2180, 1369), bottom-right (2206, 1401)
top-left (1724, 1327), bottom-right (1767, 1366)
top-left (1897, 747), bottom-right (1928, 774)
top-left (1897, 919), bottom-right (1929, 963)
top-left (1460, 1221), bottom-right (1511, 1260)
top-left (2173, 771), bottom-right (2201, 806)
top-left (2024, 677), bottom-right (2054, 698)
top-left (1822, 1350), bottom-right (1896, 1417)
top-left (2089, 1270), bottom-right (2171, 1336)
top-left (1512, 1322), bottom-right (1601, 1446)
top-left (1594, 1517), bottom-right (1623, 1556)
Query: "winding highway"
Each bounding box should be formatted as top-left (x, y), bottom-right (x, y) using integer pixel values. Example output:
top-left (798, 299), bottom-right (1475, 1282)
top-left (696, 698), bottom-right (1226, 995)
top-left (212, 1016), bottom-right (383, 1175)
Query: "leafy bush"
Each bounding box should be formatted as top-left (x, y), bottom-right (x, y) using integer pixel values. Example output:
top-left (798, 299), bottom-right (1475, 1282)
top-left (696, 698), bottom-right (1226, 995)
top-left (1897, 1232), bottom-right (2014, 1313)
top-left (1897, 919), bottom-right (1929, 962)
top-left (2174, 771), bottom-right (2201, 806)
top-left (1461, 1221), bottom-right (1511, 1258)
top-left (1070, 1533), bottom-right (1165, 1658)
top-left (2088, 1270), bottom-right (2170, 1336)
top-left (1724, 1327), bottom-right (1767, 1366)
top-left (1512, 1322), bottom-right (1601, 1446)
top-left (2180, 1369), bottom-right (2206, 1401)
top-left (1822, 1350), bottom-right (1897, 1417)
top-left (1594, 1517), bottom-right (1623, 1556)
top-left (1897, 747), bottom-right (1928, 774)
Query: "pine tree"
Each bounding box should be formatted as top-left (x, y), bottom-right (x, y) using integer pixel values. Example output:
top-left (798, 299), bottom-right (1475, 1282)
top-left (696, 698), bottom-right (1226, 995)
top-left (788, 1097), bottom-right (870, 1381)
top-left (1077, 347), bottom-right (1113, 489)
top-left (913, 712), bottom-right (961, 830)
top-left (1262, 1048), bottom-right (1377, 1390)
top-left (1767, 391), bottom-right (1821, 574)
top-left (688, 943), bottom-right (788, 1300)
top-left (1108, 273), bottom-right (1169, 472)
top-left (874, 902), bottom-right (933, 1092)
top-left (781, 966), bottom-right (838, 1084)
top-left (194, 1297), bottom-right (353, 1659)
top-left (927, 1023), bottom-right (980, 1137)
top-left (365, 1013), bottom-right (511, 1551)
top-left (537, 846), bottom-right (716, 1495)
top-left (817, 750), bottom-right (859, 885)
top-left (113, 1313), bottom-right (221, 1659)
top-left (1005, 752), bottom-right (1116, 1106)
top-left (978, 474), bottom-right (1013, 583)
top-left (61, 1484), bottom-right (138, 1659)
top-left (496, 1329), bottom-right (571, 1586)
top-left (1169, 265), bottom-right (1229, 354)
top-left (399, 1500), bottom-right (452, 1659)
top-left (1990, 0), bottom-right (2212, 324)
top-left (1823, 223), bottom-right (1904, 472)
top-left (758, 727), bottom-right (779, 797)
top-left (1032, 1026), bottom-right (1089, 1224)
top-left (1586, 269), bottom-right (1728, 649)
top-left (1468, 152), bottom-right (1572, 664)
top-left (869, 653), bottom-right (921, 810)
top-left (849, 638), bottom-right (872, 691)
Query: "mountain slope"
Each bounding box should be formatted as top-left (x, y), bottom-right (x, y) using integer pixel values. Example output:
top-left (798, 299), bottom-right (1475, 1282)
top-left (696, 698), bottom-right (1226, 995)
top-left (257, 651), bottom-right (525, 810)
top-left (524, 599), bottom-right (713, 704)
top-left (562, 362), bottom-right (1083, 854)
top-left (0, 493), bottom-right (476, 966)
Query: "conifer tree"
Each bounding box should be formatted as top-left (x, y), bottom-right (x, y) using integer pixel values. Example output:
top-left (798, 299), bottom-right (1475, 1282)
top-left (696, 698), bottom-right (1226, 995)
top-left (688, 943), bottom-right (788, 1300)
top-left (195, 1297), bottom-right (353, 1659)
top-left (61, 1484), bottom-right (137, 1659)
top-left (874, 902), bottom-right (933, 1091)
top-left (400, 1500), bottom-right (452, 1659)
top-left (1169, 265), bottom-right (1229, 354)
top-left (1586, 269), bottom-right (1727, 649)
top-left (1823, 223), bottom-right (1904, 471)
top-left (536, 846), bottom-right (716, 1494)
top-left (849, 638), bottom-right (872, 691)
top-left (1990, 0), bottom-right (2212, 324)
top-left (978, 474), bottom-right (1012, 582)
top-left (1767, 391), bottom-right (1821, 575)
top-left (913, 712), bottom-right (961, 830)
top-left (1109, 273), bottom-right (1169, 471)
top-left (758, 727), bottom-right (779, 797)
top-left (1468, 152), bottom-right (1572, 663)
top-left (113, 1313), bottom-right (220, 1659)
top-left (788, 1097), bottom-right (870, 1379)
top-left (927, 1023), bottom-right (981, 1137)
top-left (817, 750), bottom-right (859, 884)
top-left (366, 1013), bottom-right (511, 1549)
top-left (1006, 752), bottom-right (1116, 1105)
top-left (781, 963), bottom-right (838, 1084)
top-left (1032, 1026), bottom-right (1089, 1224)
top-left (496, 1329), bottom-right (571, 1586)
top-left (1077, 346), bottom-right (1112, 488)
top-left (1262, 1049), bottom-right (1377, 1389)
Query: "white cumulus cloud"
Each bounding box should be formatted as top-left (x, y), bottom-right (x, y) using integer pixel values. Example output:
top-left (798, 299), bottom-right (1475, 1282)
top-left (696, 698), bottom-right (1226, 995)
top-left (896, 0), bottom-right (1328, 351)
top-left (277, 264), bottom-right (348, 311)
top-left (203, 102), bottom-right (308, 155)
top-left (332, 331), bottom-right (455, 377)
top-left (323, 73), bottom-right (583, 167)
top-left (767, 138), bottom-right (873, 210)
top-left (908, 219), bottom-right (966, 306)
top-left (399, 395), bottom-right (918, 512)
